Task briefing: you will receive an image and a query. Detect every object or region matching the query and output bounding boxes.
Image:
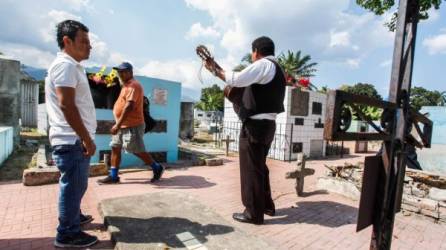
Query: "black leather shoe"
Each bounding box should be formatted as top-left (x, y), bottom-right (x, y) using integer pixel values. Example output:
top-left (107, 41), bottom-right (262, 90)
top-left (232, 212), bottom-right (263, 225)
top-left (264, 209), bottom-right (275, 216)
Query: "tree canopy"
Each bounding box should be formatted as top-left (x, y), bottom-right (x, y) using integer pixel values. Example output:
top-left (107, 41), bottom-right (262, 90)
top-left (341, 83), bottom-right (383, 120)
top-left (195, 84), bottom-right (224, 111)
top-left (233, 53), bottom-right (252, 72)
top-left (341, 83), bottom-right (383, 100)
top-left (356, 0), bottom-right (445, 30)
top-left (410, 86), bottom-right (446, 110)
top-left (233, 50), bottom-right (318, 79)
top-left (278, 50), bottom-right (318, 78)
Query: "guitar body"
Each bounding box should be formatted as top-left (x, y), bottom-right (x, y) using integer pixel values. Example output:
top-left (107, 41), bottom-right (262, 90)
top-left (224, 85), bottom-right (245, 115)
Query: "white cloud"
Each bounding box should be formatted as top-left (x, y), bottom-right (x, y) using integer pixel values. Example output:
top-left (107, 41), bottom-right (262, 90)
top-left (185, 0), bottom-right (394, 68)
top-left (137, 58), bottom-right (227, 94)
top-left (380, 59), bottom-right (392, 67)
top-left (425, 8), bottom-right (440, 24)
top-left (40, 10), bottom-right (82, 43)
top-left (329, 31), bottom-right (351, 47)
top-left (0, 42), bottom-right (55, 68)
top-left (423, 31), bottom-right (446, 55)
top-left (185, 23), bottom-right (220, 40)
top-left (346, 58), bottom-right (360, 69)
top-left (61, 0), bottom-right (90, 11)
top-left (138, 59), bottom-right (202, 89)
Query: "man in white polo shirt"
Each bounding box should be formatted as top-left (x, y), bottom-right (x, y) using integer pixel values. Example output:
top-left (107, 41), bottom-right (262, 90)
top-left (45, 20), bottom-right (98, 248)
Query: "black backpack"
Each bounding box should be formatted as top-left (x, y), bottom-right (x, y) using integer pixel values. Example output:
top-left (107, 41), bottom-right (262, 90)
top-left (143, 96), bottom-right (157, 133)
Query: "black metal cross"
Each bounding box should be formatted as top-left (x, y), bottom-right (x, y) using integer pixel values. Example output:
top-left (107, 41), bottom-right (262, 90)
top-left (323, 0), bottom-right (433, 249)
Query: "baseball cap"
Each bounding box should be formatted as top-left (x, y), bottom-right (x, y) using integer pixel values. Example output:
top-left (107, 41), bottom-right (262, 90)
top-left (113, 62), bottom-right (133, 71)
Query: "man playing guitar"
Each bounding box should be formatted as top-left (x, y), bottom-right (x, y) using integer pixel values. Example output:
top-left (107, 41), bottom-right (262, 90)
top-left (197, 36), bottom-right (286, 225)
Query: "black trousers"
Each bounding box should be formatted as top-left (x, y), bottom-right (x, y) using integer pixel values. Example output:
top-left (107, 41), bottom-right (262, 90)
top-left (239, 119), bottom-right (276, 223)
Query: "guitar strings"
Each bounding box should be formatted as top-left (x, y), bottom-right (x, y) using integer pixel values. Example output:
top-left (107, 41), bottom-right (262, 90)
top-left (197, 60), bottom-right (205, 85)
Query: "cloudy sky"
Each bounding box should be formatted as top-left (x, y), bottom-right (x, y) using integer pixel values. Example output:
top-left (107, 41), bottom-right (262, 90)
top-left (0, 0), bottom-right (445, 99)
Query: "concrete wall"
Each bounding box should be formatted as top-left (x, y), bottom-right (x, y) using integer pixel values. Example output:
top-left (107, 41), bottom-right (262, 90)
top-left (417, 106), bottom-right (446, 175)
top-left (92, 75), bottom-right (181, 167)
top-left (0, 127), bottom-right (13, 167)
top-left (0, 58), bottom-right (20, 147)
top-left (20, 79), bottom-right (39, 127)
top-left (180, 102), bottom-right (194, 140)
top-left (37, 103), bottom-right (48, 135)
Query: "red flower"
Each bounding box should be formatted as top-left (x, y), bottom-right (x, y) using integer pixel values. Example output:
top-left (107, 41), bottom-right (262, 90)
top-left (298, 78), bottom-right (310, 87)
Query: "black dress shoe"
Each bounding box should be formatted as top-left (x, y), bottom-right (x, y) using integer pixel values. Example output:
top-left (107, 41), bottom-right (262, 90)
top-left (232, 213), bottom-right (263, 225)
top-left (264, 209), bottom-right (275, 216)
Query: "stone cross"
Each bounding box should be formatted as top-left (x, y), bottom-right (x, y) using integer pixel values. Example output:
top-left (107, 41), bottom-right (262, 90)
top-left (285, 153), bottom-right (313, 196)
top-left (221, 135), bottom-right (235, 156)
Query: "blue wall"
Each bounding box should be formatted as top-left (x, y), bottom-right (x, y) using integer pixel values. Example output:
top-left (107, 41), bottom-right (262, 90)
top-left (417, 106), bottom-right (446, 175)
top-left (91, 76), bottom-right (181, 167)
top-left (420, 106), bottom-right (446, 145)
top-left (0, 127), bottom-right (13, 167)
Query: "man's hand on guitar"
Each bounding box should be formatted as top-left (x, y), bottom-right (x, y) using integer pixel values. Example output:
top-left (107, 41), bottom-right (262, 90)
top-left (196, 45), bottom-right (226, 81)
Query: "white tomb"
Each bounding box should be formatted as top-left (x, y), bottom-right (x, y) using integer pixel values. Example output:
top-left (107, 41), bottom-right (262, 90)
top-left (222, 86), bottom-right (327, 161)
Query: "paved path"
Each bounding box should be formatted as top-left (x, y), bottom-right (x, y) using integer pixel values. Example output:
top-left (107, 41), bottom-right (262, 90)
top-left (1, 154), bottom-right (445, 249)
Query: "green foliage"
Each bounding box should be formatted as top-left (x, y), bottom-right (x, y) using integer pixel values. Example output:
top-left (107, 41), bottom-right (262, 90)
top-left (318, 85), bottom-right (330, 94)
top-left (232, 50), bottom-right (318, 79)
top-left (233, 53), bottom-right (252, 72)
top-left (341, 83), bottom-right (383, 120)
top-left (356, 0), bottom-right (445, 31)
top-left (195, 84), bottom-right (224, 111)
top-left (342, 83), bottom-right (382, 100)
top-left (277, 50), bottom-right (318, 78)
top-left (410, 86), bottom-right (446, 110)
top-left (0, 51), bottom-right (3, 55)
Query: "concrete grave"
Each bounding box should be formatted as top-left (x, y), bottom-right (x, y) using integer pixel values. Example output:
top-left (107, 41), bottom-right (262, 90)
top-left (99, 192), bottom-right (272, 250)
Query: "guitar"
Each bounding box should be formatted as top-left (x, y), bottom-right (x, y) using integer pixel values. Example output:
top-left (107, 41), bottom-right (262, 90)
top-left (196, 45), bottom-right (244, 115)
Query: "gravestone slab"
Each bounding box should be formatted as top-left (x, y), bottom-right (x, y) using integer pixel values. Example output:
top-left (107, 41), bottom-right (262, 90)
top-left (99, 192), bottom-right (273, 250)
top-left (290, 88), bottom-right (309, 116)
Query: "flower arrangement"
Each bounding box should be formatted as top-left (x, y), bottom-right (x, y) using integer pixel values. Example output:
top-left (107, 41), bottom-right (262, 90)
top-left (285, 73), bottom-right (311, 89)
top-left (87, 66), bottom-right (119, 88)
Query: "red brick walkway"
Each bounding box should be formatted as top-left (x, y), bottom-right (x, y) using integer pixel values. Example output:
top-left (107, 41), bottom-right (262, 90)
top-left (1, 154), bottom-right (445, 249)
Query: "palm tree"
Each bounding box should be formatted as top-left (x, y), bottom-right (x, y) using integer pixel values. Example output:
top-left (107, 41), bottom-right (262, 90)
top-left (233, 53), bottom-right (252, 72)
top-left (277, 50), bottom-right (317, 78)
top-left (437, 91), bottom-right (446, 106)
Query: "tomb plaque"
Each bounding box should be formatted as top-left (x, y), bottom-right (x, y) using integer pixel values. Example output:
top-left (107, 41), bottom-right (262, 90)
top-left (292, 142), bottom-right (303, 153)
top-left (153, 88), bottom-right (168, 105)
top-left (312, 102), bottom-right (322, 115)
top-left (290, 88), bottom-right (309, 116)
top-left (294, 118), bottom-right (304, 125)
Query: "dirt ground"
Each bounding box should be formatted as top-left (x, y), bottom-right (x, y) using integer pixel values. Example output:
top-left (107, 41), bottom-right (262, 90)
top-left (0, 130), bottom-right (46, 181)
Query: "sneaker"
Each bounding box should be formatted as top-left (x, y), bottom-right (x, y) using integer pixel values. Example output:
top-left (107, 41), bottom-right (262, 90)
top-left (80, 213), bottom-right (94, 225)
top-left (97, 175), bottom-right (120, 184)
top-left (54, 231), bottom-right (98, 248)
top-left (150, 164), bottom-right (165, 182)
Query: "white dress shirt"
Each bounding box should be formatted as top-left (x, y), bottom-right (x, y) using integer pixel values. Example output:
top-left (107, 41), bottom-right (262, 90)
top-left (225, 55), bottom-right (278, 120)
top-left (45, 52), bottom-right (97, 146)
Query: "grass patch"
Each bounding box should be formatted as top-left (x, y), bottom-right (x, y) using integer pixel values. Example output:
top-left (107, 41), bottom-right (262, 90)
top-left (0, 140), bottom-right (40, 182)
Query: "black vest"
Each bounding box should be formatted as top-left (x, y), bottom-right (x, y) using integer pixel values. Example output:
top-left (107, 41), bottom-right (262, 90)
top-left (238, 59), bottom-right (286, 121)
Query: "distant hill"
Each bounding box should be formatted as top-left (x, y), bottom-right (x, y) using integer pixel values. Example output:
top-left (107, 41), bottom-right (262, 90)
top-left (21, 65), bottom-right (47, 81)
top-left (20, 65), bottom-right (107, 81)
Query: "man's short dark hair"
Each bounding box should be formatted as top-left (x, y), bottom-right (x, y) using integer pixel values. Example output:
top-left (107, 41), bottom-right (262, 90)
top-left (56, 20), bottom-right (89, 49)
top-left (252, 36), bottom-right (275, 56)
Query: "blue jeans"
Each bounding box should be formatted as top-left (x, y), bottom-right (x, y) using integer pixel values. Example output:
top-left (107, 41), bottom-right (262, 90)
top-left (52, 140), bottom-right (90, 239)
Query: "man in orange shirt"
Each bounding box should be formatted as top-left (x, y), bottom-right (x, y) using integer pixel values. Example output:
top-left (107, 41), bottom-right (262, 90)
top-left (97, 62), bottom-right (164, 184)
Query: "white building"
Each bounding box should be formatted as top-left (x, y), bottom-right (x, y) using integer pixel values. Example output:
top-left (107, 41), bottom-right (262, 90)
top-left (194, 109), bottom-right (223, 126)
top-left (223, 86), bottom-right (327, 160)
